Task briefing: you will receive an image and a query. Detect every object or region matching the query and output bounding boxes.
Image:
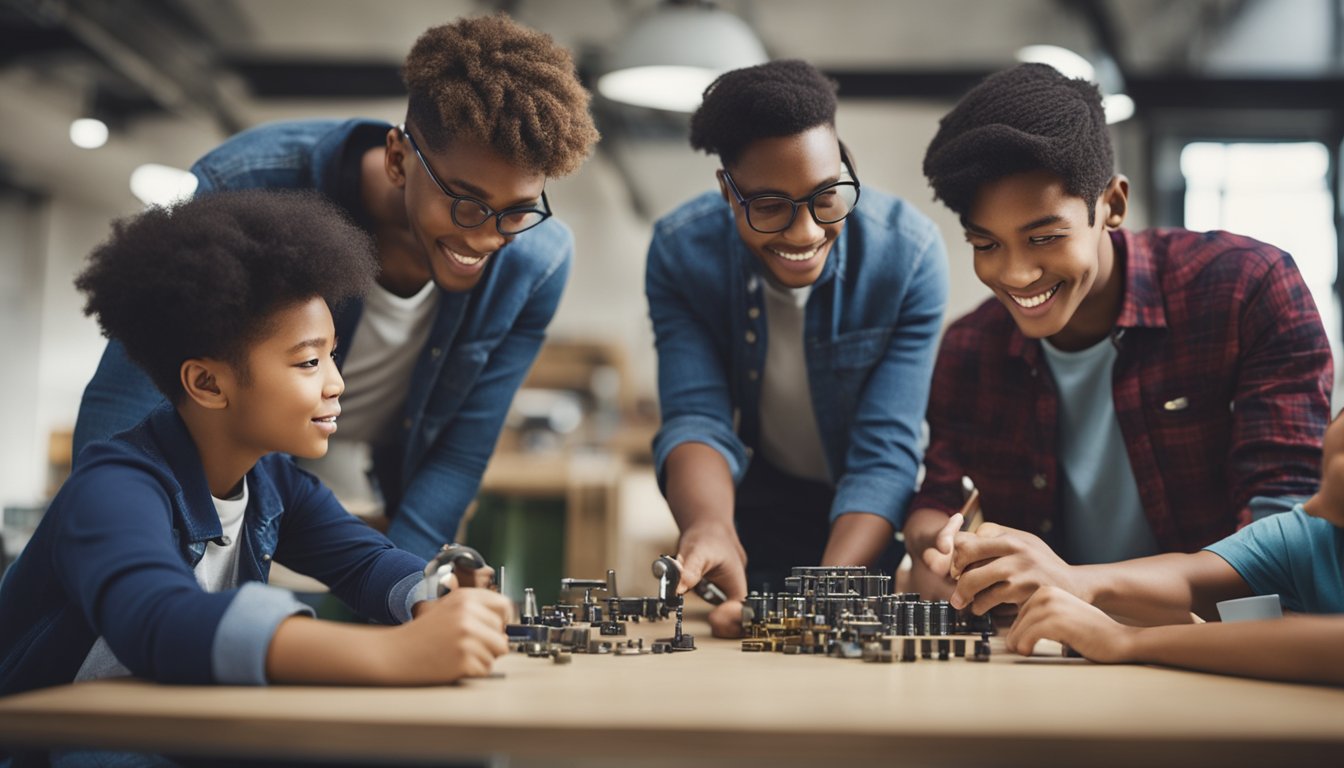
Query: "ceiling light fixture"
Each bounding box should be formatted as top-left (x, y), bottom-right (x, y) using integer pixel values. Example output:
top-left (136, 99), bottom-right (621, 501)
top-left (69, 117), bottom-right (109, 149)
top-left (598, 1), bottom-right (768, 113)
top-left (130, 164), bottom-right (198, 207)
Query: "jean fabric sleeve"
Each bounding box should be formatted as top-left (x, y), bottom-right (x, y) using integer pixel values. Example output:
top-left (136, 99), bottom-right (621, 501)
top-left (72, 340), bottom-right (169, 463)
top-left (270, 459), bottom-right (425, 624)
top-left (832, 221), bottom-right (948, 527)
top-left (646, 233), bottom-right (750, 488)
top-left (211, 582), bottom-right (314, 685)
top-left (383, 247), bottom-right (571, 560)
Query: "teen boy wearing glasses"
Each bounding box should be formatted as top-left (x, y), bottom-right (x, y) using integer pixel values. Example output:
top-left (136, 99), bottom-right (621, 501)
top-left (646, 60), bottom-right (948, 637)
top-left (904, 64), bottom-right (1331, 597)
top-left (71, 15), bottom-right (600, 559)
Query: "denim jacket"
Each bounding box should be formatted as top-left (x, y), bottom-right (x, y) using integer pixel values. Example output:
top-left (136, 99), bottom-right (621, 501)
top-left (646, 189), bottom-right (948, 527)
top-left (72, 119), bottom-right (572, 558)
top-left (0, 405), bottom-right (425, 697)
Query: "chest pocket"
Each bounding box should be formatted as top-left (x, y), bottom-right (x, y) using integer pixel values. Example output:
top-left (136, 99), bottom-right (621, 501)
top-left (808, 327), bottom-right (890, 423)
top-left (420, 339), bottom-right (496, 435)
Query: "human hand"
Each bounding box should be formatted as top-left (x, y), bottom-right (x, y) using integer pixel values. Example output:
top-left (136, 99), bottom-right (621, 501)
top-left (676, 523), bottom-right (748, 638)
top-left (949, 523), bottom-right (1088, 614)
top-left (397, 588), bottom-right (512, 683)
top-left (1005, 586), bottom-right (1137, 663)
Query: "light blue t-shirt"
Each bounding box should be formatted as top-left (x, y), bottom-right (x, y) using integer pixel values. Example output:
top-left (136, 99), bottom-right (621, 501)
top-left (1205, 504), bottom-right (1344, 614)
top-left (1041, 336), bottom-right (1160, 564)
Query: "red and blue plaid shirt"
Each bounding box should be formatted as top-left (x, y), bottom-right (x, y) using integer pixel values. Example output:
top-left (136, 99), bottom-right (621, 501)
top-left (909, 228), bottom-right (1332, 556)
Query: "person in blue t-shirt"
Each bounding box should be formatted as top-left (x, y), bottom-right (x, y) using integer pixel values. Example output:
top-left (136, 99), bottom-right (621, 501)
top-left (646, 60), bottom-right (948, 636)
top-left (0, 191), bottom-right (510, 706)
top-left (930, 411), bottom-right (1344, 685)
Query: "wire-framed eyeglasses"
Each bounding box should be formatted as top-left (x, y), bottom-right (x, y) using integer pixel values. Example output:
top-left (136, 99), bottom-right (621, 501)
top-left (400, 124), bottom-right (551, 236)
top-left (720, 144), bottom-right (861, 234)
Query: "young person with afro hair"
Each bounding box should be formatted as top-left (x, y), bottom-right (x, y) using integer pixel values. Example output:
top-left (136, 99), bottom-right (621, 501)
top-left (0, 191), bottom-right (511, 712)
top-left (646, 59), bottom-right (948, 636)
top-left (905, 63), bottom-right (1332, 612)
top-left (72, 14), bottom-right (600, 559)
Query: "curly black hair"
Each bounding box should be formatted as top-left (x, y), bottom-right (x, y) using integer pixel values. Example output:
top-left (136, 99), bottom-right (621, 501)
top-left (923, 63), bottom-right (1114, 225)
top-left (75, 190), bottom-right (378, 401)
top-left (403, 13), bottom-right (599, 177)
top-left (689, 59), bottom-right (839, 166)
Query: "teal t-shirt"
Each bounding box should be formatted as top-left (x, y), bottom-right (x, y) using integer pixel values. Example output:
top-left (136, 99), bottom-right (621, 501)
top-left (1205, 504), bottom-right (1344, 614)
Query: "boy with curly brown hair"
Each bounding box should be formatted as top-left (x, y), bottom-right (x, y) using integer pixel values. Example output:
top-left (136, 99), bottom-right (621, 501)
top-left (0, 190), bottom-right (511, 707)
top-left (72, 14), bottom-right (600, 559)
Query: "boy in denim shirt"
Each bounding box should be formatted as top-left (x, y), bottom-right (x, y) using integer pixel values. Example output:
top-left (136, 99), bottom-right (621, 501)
top-left (646, 60), bottom-right (948, 636)
top-left (72, 15), bottom-right (601, 559)
top-left (0, 190), bottom-right (510, 703)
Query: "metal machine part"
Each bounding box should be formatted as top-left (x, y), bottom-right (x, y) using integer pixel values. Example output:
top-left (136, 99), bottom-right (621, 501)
top-left (739, 565), bottom-right (992, 662)
top-left (503, 558), bottom-right (697, 658)
top-left (421, 543), bottom-right (488, 600)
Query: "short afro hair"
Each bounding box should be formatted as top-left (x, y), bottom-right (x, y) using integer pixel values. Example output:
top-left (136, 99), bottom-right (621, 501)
top-left (690, 59), bottom-right (839, 166)
top-left (403, 13), bottom-right (599, 177)
top-left (923, 63), bottom-right (1114, 225)
top-left (75, 190), bottom-right (378, 402)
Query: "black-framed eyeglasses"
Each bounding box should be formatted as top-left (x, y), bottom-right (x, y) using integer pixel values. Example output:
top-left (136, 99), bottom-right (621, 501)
top-left (720, 144), bottom-right (861, 234)
top-left (400, 124), bottom-right (551, 236)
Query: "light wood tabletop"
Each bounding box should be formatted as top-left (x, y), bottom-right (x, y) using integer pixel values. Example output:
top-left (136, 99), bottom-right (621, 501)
top-left (1, 615), bottom-right (1342, 767)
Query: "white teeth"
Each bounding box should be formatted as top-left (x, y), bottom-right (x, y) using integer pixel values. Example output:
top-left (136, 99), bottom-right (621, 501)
top-left (768, 245), bottom-right (822, 262)
top-left (1010, 283), bottom-right (1061, 309)
top-left (450, 249), bottom-right (484, 266)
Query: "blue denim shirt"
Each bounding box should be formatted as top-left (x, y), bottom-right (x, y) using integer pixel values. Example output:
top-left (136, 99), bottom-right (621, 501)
top-left (646, 189), bottom-right (948, 527)
top-left (0, 405), bottom-right (425, 697)
top-left (72, 119), bottom-right (572, 558)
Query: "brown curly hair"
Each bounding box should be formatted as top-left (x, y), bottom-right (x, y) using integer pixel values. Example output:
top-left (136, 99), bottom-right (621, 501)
top-left (403, 13), bottom-right (598, 177)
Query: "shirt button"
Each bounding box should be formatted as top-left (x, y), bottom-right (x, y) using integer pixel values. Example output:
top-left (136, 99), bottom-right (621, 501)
top-left (262, 553), bottom-right (272, 562)
top-left (748, 307), bottom-right (761, 320)
top-left (1031, 473), bottom-right (1047, 490)
top-left (1039, 519), bottom-right (1053, 534)
top-left (745, 331), bottom-right (757, 344)
top-left (748, 369), bottom-right (759, 381)
top-left (430, 347), bottom-right (442, 358)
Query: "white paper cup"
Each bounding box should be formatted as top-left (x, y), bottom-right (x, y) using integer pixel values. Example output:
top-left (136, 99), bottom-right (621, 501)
top-left (1216, 594), bottom-right (1283, 622)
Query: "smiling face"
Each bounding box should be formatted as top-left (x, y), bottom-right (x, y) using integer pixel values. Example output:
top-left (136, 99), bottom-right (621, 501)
top-left (219, 297), bottom-right (345, 460)
top-left (390, 130), bottom-right (547, 293)
top-left (720, 125), bottom-right (847, 289)
top-left (963, 170), bottom-right (1129, 350)
top-left (1303, 412), bottom-right (1344, 528)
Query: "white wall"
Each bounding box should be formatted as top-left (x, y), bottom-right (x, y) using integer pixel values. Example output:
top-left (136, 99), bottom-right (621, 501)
top-left (0, 191), bottom-right (48, 505)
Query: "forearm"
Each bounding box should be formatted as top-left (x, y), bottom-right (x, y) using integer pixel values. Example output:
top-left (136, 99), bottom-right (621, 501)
top-left (665, 442), bottom-right (736, 534)
top-left (903, 507), bottom-right (952, 556)
top-left (266, 616), bottom-right (399, 684)
top-left (1127, 616), bottom-right (1344, 686)
top-left (822, 512), bottom-right (894, 567)
top-left (1083, 551), bottom-right (1249, 623)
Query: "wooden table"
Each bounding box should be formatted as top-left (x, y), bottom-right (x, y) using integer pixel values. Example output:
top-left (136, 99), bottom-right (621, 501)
top-left (2, 616), bottom-right (1342, 767)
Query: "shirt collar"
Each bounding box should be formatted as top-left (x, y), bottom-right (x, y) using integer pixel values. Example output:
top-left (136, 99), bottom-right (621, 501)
top-left (145, 404), bottom-right (225, 544)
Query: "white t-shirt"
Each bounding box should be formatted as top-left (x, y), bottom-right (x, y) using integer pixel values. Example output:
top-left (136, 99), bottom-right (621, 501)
top-left (298, 279), bottom-right (438, 510)
top-left (757, 279), bottom-right (830, 483)
top-left (331, 279), bottom-right (439, 443)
